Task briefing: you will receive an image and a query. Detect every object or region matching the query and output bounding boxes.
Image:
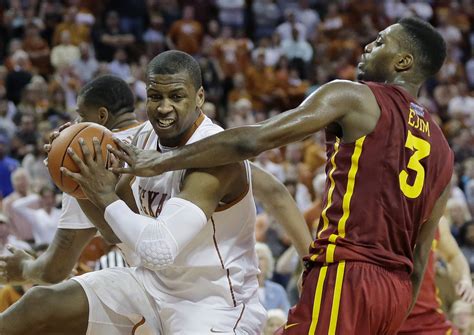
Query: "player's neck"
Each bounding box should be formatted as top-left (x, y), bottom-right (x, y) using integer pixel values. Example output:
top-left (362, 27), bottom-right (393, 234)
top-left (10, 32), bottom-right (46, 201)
top-left (391, 78), bottom-right (420, 98)
top-left (109, 114), bottom-right (139, 132)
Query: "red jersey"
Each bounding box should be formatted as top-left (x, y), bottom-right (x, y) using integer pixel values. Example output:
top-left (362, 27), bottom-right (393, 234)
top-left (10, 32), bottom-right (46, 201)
top-left (307, 82), bottom-right (453, 273)
top-left (398, 230), bottom-right (456, 334)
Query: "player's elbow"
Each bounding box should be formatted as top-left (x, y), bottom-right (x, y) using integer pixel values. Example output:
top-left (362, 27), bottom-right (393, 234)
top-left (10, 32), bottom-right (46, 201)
top-left (137, 240), bottom-right (176, 270)
top-left (233, 135), bottom-right (260, 159)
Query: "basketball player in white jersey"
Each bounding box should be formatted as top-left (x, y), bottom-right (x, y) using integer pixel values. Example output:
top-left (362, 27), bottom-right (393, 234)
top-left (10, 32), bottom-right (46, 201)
top-left (0, 52), bottom-right (312, 335)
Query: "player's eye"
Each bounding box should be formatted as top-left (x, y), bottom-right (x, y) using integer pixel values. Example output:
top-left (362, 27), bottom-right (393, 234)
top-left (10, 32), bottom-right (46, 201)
top-left (149, 95), bottom-right (162, 101)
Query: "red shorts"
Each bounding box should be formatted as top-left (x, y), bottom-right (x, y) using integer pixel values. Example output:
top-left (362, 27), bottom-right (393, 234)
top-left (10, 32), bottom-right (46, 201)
top-left (281, 261), bottom-right (412, 335)
top-left (397, 311), bottom-right (458, 335)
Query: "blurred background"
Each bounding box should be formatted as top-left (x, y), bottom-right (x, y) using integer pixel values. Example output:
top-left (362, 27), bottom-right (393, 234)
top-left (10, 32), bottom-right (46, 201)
top-left (0, 0), bottom-right (473, 333)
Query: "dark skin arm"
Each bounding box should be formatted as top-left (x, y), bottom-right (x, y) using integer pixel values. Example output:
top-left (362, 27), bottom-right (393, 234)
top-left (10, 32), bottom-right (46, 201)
top-left (251, 163), bottom-right (312, 258)
top-left (408, 185), bottom-right (451, 314)
top-left (110, 80), bottom-right (380, 176)
top-left (0, 228), bottom-right (96, 285)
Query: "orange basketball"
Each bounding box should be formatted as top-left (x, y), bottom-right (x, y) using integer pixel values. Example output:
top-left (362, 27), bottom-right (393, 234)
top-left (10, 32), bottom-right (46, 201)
top-left (47, 122), bottom-right (117, 199)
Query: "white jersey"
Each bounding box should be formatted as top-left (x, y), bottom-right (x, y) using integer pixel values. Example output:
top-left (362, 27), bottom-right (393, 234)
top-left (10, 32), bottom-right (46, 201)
top-left (132, 114), bottom-right (260, 308)
top-left (57, 123), bottom-right (142, 264)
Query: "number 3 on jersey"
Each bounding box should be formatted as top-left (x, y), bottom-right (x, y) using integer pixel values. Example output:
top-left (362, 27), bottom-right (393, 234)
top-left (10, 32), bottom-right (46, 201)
top-left (399, 130), bottom-right (431, 199)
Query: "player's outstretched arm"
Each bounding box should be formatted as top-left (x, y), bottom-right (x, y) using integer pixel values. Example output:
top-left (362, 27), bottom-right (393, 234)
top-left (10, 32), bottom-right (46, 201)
top-left (437, 216), bottom-right (474, 303)
top-left (110, 80), bottom-right (378, 177)
top-left (0, 228), bottom-right (96, 285)
top-left (250, 163), bottom-right (312, 258)
top-left (409, 185), bottom-right (451, 313)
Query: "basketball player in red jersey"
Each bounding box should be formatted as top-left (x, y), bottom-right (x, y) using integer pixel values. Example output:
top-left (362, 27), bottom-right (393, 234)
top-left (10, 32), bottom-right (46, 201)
top-left (398, 217), bottom-right (474, 335)
top-left (111, 17), bottom-right (453, 334)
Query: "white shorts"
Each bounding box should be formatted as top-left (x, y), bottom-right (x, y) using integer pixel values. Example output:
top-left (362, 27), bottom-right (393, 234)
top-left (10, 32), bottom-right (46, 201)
top-left (72, 267), bottom-right (266, 334)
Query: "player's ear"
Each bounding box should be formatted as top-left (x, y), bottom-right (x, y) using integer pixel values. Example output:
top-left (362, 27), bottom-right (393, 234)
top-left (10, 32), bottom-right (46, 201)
top-left (395, 52), bottom-right (413, 72)
top-left (195, 86), bottom-right (205, 109)
top-left (98, 107), bottom-right (109, 126)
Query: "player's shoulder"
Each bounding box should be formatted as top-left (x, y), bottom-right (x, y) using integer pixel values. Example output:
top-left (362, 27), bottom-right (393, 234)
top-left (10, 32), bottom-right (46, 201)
top-left (320, 80), bottom-right (374, 103)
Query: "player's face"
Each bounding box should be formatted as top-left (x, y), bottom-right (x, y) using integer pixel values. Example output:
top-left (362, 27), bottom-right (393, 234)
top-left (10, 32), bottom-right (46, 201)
top-left (146, 71), bottom-right (204, 147)
top-left (357, 24), bottom-right (403, 82)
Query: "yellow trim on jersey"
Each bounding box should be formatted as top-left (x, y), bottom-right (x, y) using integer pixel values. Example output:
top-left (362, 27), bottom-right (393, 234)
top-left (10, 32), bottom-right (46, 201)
top-left (308, 265), bottom-right (328, 334)
top-left (326, 244), bottom-right (336, 263)
top-left (328, 261), bottom-right (346, 334)
top-left (318, 139), bottom-right (340, 239)
top-left (446, 328), bottom-right (452, 335)
top-left (325, 137), bottom-right (366, 263)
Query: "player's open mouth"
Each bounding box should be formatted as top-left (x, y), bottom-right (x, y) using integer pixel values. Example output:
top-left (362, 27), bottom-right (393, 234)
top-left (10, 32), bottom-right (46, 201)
top-left (157, 119), bottom-right (176, 128)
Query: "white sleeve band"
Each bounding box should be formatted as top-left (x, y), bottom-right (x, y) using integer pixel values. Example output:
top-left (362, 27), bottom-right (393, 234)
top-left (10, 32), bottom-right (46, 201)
top-left (104, 198), bottom-right (208, 270)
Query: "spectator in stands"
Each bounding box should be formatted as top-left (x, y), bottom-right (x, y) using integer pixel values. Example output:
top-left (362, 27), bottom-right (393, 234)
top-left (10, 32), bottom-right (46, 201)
top-left (256, 242), bottom-right (291, 314)
top-left (252, 0), bottom-right (281, 40)
top-left (245, 50), bottom-right (278, 112)
top-left (0, 100), bottom-right (16, 140)
top-left (52, 6), bottom-right (90, 46)
top-left (295, 0), bottom-right (320, 41)
top-left (50, 31), bottom-right (80, 71)
top-left (2, 168), bottom-right (34, 242)
top-left (459, 220), bottom-right (474, 272)
top-left (142, 13), bottom-right (165, 59)
top-left (281, 27), bottom-right (313, 71)
top-left (276, 10), bottom-right (306, 42)
top-left (0, 212), bottom-right (32, 256)
top-left (5, 50), bottom-right (32, 105)
top-left (216, 0), bottom-right (245, 30)
top-left (22, 23), bottom-right (51, 76)
top-left (72, 42), bottom-right (99, 84)
top-left (0, 136), bottom-right (19, 199)
top-left (447, 198), bottom-right (472, 241)
top-left (11, 185), bottom-right (60, 245)
top-left (166, 5), bottom-right (204, 56)
top-left (94, 11), bottom-right (135, 62)
top-left (108, 48), bottom-right (131, 80)
top-left (263, 309), bottom-right (287, 335)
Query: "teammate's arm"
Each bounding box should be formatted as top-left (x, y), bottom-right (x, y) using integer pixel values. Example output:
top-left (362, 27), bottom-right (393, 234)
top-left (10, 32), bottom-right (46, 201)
top-left (409, 185), bottom-right (451, 313)
top-left (0, 228), bottom-right (96, 285)
top-left (437, 216), bottom-right (474, 303)
top-left (251, 163), bottom-right (312, 258)
top-left (111, 80), bottom-right (379, 176)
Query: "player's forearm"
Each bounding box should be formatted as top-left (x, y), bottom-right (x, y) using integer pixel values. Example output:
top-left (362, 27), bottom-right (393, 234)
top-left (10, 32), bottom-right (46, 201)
top-left (251, 164), bottom-right (312, 258)
top-left (409, 238), bottom-right (433, 312)
top-left (157, 126), bottom-right (264, 173)
top-left (21, 257), bottom-right (58, 284)
top-left (446, 253), bottom-right (471, 285)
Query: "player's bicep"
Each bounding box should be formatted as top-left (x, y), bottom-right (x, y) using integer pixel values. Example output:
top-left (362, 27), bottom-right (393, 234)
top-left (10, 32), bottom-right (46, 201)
top-left (256, 80), bottom-right (369, 150)
top-left (177, 166), bottom-right (237, 219)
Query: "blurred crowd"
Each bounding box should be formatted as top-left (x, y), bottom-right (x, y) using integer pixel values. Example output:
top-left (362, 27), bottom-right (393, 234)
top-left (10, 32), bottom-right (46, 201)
top-left (0, 0), bottom-right (473, 333)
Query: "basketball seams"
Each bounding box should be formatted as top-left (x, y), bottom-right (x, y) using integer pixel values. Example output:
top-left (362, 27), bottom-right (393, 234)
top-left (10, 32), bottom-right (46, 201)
top-left (48, 123), bottom-right (115, 199)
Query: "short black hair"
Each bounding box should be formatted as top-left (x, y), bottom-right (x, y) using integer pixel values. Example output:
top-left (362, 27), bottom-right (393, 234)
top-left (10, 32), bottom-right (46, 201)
top-left (147, 50), bottom-right (202, 90)
top-left (79, 75), bottom-right (135, 115)
top-left (398, 17), bottom-right (447, 78)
